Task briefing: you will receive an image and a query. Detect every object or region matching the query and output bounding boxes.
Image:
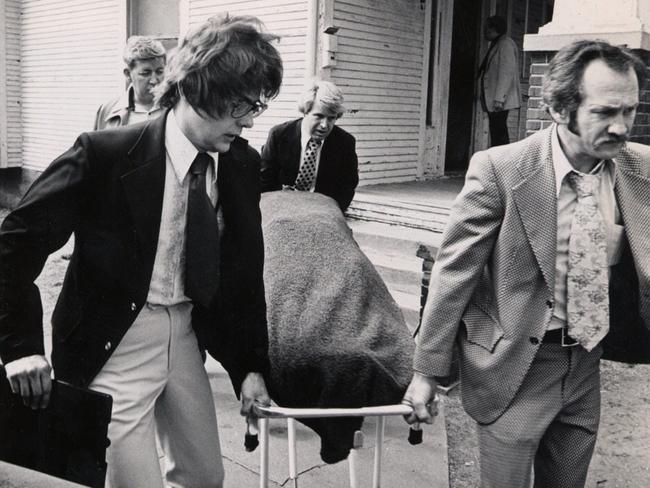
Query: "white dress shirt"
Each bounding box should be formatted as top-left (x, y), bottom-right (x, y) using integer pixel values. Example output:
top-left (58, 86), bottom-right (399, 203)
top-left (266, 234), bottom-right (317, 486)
top-left (147, 110), bottom-right (219, 306)
top-left (549, 125), bottom-right (623, 330)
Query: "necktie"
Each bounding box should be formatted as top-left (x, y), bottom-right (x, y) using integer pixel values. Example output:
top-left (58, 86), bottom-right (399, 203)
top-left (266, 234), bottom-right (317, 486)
top-left (294, 138), bottom-right (321, 191)
top-left (566, 172), bottom-right (609, 351)
top-left (185, 152), bottom-right (220, 308)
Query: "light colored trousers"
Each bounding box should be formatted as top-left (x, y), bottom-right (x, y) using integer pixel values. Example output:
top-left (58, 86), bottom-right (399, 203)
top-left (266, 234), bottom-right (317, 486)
top-left (90, 302), bottom-right (223, 488)
top-left (477, 343), bottom-right (601, 488)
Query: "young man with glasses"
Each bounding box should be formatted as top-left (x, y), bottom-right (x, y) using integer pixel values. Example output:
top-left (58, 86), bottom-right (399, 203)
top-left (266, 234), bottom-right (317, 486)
top-left (0, 14), bottom-right (282, 487)
top-left (261, 80), bottom-right (359, 211)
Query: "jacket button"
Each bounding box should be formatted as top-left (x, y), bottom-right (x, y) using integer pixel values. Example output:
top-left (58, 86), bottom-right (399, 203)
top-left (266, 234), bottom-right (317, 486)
top-left (130, 302), bottom-right (137, 311)
top-left (104, 341), bottom-right (112, 351)
top-left (529, 337), bottom-right (539, 345)
top-left (546, 300), bottom-right (553, 308)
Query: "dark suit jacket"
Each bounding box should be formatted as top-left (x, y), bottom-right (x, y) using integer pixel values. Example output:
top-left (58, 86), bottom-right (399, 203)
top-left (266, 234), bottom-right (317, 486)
top-left (260, 119), bottom-right (359, 211)
top-left (0, 112), bottom-right (268, 395)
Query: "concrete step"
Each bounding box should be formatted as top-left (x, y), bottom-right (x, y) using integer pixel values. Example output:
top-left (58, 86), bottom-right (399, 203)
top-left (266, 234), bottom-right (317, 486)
top-left (347, 193), bottom-right (453, 233)
top-left (362, 246), bottom-right (421, 283)
top-left (358, 245), bottom-right (421, 300)
top-left (374, 263), bottom-right (421, 297)
top-left (348, 220), bottom-right (437, 334)
top-left (391, 290), bottom-right (421, 334)
top-left (349, 218), bottom-right (442, 256)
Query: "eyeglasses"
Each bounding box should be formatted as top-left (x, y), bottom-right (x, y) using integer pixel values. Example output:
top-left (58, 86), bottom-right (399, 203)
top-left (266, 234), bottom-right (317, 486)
top-left (231, 96), bottom-right (268, 119)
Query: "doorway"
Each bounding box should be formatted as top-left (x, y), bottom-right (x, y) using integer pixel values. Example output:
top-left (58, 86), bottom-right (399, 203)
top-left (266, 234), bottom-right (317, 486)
top-left (444, 0), bottom-right (482, 172)
top-left (128, 0), bottom-right (179, 51)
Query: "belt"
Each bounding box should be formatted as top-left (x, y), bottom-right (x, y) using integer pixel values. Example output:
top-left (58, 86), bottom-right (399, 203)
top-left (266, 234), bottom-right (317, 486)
top-left (542, 328), bottom-right (579, 347)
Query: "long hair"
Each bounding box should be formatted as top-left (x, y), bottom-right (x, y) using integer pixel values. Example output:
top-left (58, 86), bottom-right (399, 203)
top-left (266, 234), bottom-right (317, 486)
top-left (155, 14), bottom-right (283, 118)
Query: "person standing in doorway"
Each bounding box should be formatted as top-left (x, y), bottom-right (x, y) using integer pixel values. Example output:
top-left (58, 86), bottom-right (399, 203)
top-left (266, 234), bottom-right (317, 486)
top-left (478, 15), bottom-right (521, 147)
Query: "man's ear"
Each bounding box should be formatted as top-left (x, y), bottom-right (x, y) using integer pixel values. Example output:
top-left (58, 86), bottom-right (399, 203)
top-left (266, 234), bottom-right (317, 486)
top-left (548, 106), bottom-right (569, 125)
top-left (123, 68), bottom-right (132, 82)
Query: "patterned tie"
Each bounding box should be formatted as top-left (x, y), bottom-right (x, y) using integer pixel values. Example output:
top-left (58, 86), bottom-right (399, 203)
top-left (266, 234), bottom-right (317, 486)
top-left (566, 172), bottom-right (609, 351)
top-left (294, 138), bottom-right (322, 191)
top-left (185, 152), bottom-right (220, 308)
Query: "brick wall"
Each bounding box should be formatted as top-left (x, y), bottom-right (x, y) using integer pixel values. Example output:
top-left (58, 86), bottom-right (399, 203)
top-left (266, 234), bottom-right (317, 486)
top-left (525, 50), bottom-right (650, 144)
top-left (631, 50), bottom-right (650, 145)
top-left (525, 52), bottom-right (554, 137)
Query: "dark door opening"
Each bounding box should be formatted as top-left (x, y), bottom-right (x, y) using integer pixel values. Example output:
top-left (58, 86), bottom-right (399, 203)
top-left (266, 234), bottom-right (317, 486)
top-left (444, 0), bottom-right (482, 172)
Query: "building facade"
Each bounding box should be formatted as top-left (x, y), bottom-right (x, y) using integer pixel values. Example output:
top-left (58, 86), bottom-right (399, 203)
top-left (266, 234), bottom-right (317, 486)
top-left (4, 0), bottom-right (649, 206)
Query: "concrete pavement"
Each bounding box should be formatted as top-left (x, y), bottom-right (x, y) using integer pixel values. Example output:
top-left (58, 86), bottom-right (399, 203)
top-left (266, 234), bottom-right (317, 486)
top-left (205, 358), bottom-right (450, 488)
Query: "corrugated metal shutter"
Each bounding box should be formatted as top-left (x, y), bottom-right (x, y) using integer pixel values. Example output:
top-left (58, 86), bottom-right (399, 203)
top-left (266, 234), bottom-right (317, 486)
top-left (185, 0), bottom-right (309, 151)
top-left (20, 0), bottom-right (125, 171)
top-left (331, 0), bottom-right (426, 185)
top-left (1, 0), bottom-right (22, 168)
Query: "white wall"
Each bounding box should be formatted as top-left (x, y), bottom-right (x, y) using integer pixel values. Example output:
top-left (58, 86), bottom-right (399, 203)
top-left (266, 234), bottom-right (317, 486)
top-left (330, 0), bottom-right (426, 184)
top-left (0, 0), bottom-right (22, 168)
top-left (20, 0), bottom-right (125, 171)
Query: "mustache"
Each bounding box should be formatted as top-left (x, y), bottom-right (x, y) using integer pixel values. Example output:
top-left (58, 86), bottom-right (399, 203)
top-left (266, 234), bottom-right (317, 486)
top-left (601, 134), bottom-right (628, 144)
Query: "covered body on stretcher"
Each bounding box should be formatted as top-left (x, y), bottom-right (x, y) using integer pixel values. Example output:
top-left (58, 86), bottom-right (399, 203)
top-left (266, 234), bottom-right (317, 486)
top-left (260, 191), bottom-right (415, 464)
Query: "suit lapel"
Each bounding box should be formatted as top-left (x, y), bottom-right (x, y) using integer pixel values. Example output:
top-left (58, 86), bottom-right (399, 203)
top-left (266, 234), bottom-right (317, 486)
top-left (283, 119), bottom-right (303, 177)
top-left (121, 114), bottom-right (167, 279)
top-left (218, 150), bottom-right (234, 218)
top-left (511, 128), bottom-right (557, 293)
top-left (218, 138), bottom-right (250, 227)
top-left (318, 129), bottom-right (337, 182)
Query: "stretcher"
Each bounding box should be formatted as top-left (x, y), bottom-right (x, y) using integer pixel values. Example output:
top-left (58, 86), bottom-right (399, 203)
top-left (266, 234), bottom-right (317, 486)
top-left (250, 403), bottom-right (426, 488)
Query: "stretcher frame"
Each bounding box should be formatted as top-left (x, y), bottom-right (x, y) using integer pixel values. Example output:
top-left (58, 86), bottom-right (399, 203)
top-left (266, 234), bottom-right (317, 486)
top-left (253, 403), bottom-right (416, 488)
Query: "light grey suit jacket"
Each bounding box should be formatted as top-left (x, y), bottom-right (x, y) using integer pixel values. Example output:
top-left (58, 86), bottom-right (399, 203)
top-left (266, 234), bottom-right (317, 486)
top-left (413, 125), bottom-right (650, 424)
top-left (481, 35), bottom-right (521, 112)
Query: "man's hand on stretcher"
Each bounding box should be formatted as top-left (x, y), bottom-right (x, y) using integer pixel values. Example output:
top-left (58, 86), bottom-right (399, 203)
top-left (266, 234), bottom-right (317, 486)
top-left (401, 372), bottom-right (439, 425)
top-left (240, 372), bottom-right (271, 431)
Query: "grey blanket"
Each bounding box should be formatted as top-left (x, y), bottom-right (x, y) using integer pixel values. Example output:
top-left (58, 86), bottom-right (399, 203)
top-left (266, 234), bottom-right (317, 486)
top-left (261, 191), bottom-right (414, 463)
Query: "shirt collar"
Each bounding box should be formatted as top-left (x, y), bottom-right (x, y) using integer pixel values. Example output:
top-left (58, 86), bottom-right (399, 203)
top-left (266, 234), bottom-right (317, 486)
top-left (109, 85), bottom-right (161, 117)
top-left (551, 124), bottom-right (613, 197)
top-left (105, 86), bottom-right (133, 121)
top-left (165, 109), bottom-right (219, 183)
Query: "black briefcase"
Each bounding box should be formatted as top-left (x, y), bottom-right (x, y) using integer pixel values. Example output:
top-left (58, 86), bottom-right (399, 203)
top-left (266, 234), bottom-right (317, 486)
top-left (0, 365), bottom-right (112, 487)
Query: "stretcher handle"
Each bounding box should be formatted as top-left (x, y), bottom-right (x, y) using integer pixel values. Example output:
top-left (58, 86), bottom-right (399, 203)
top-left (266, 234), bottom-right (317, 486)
top-left (253, 403), bottom-right (413, 419)
top-left (248, 404), bottom-right (423, 452)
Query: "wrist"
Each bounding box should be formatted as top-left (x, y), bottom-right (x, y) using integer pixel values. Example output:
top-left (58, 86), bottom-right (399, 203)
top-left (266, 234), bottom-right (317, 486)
top-left (414, 371), bottom-right (438, 385)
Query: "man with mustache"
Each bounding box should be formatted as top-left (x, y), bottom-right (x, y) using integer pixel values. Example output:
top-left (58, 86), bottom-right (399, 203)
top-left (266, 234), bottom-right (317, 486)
top-left (403, 40), bottom-right (650, 487)
top-left (0, 14), bottom-right (282, 487)
top-left (94, 36), bottom-right (166, 130)
top-left (260, 80), bottom-right (359, 212)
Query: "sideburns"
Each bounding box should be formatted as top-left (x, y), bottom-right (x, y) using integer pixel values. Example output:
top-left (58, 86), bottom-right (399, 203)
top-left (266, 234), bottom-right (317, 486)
top-left (567, 111), bottom-right (581, 137)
